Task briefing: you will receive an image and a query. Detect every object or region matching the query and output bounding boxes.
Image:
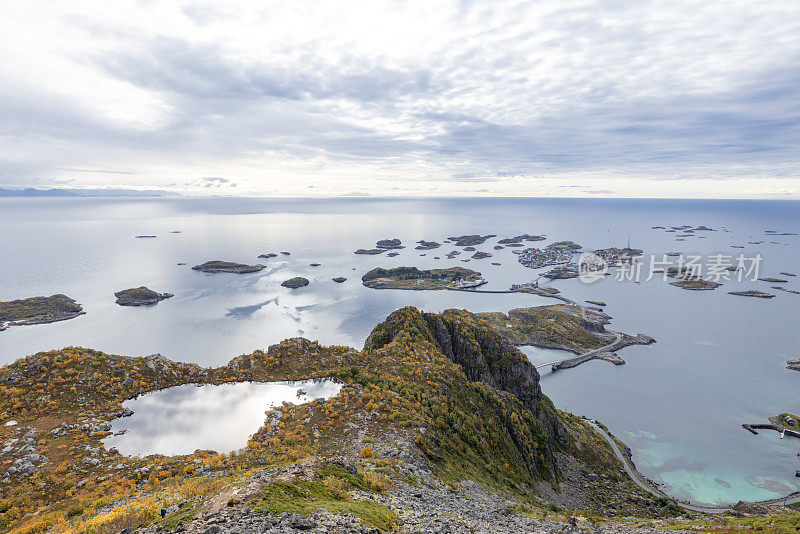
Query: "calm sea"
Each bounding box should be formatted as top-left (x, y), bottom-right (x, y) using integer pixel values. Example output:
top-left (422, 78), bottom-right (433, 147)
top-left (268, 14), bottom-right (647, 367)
top-left (0, 197), bottom-right (797, 504)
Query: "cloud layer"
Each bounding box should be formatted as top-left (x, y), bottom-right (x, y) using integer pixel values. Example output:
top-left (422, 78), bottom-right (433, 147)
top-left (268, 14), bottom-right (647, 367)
top-left (1, 0), bottom-right (799, 197)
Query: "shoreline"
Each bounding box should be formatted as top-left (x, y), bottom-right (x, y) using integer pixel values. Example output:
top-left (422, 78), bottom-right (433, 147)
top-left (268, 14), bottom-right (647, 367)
top-left (586, 419), bottom-right (800, 513)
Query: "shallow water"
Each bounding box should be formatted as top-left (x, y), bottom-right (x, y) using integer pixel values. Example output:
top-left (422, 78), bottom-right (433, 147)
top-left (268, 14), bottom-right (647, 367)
top-left (103, 380), bottom-right (341, 456)
top-left (1, 197), bottom-right (798, 504)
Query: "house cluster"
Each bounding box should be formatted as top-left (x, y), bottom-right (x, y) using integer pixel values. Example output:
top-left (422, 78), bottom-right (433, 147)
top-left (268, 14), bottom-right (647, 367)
top-left (514, 247), bottom-right (575, 269)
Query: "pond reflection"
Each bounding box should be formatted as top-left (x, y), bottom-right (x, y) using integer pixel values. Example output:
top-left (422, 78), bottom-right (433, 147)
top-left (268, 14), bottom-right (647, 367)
top-left (103, 380), bottom-right (341, 456)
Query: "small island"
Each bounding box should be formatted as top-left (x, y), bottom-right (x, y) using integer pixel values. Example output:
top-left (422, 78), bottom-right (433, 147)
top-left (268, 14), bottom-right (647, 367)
top-left (332, 277), bottom-right (347, 283)
top-left (415, 240), bottom-right (441, 250)
top-left (447, 234), bottom-right (494, 246)
top-left (787, 359), bottom-right (799, 372)
top-left (727, 290), bottom-right (775, 299)
top-left (774, 286), bottom-right (800, 295)
top-left (586, 300), bottom-right (607, 307)
top-left (471, 251), bottom-right (492, 259)
top-left (591, 247), bottom-right (643, 266)
top-left (497, 234), bottom-right (546, 244)
top-left (669, 279), bottom-right (721, 290)
top-left (546, 240), bottom-right (582, 250)
top-left (477, 305), bottom-right (655, 363)
top-left (543, 266), bottom-right (578, 279)
top-left (191, 260), bottom-right (266, 273)
top-left (362, 266), bottom-right (486, 290)
top-left (114, 287), bottom-right (173, 306)
top-left (376, 238), bottom-right (403, 249)
top-left (757, 277), bottom-right (787, 283)
top-left (281, 277), bottom-right (310, 289)
top-left (764, 230), bottom-right (798, 236)
top-left (354, 248), bottom-right (385, 255)
top-left (258, 253), bottom-right (278, 259)
top-left (0, 295), bottom-right (85, 331)
top-left (515, 246), bottom-right (575, 269)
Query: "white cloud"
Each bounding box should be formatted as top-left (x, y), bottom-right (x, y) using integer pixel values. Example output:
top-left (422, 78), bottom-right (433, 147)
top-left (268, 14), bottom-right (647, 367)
top-left (0, 0), bottom-right (799, 197)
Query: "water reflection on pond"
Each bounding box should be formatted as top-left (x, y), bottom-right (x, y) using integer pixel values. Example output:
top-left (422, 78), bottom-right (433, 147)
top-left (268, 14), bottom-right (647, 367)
top-left (104, 380), bottom-right (341, 456)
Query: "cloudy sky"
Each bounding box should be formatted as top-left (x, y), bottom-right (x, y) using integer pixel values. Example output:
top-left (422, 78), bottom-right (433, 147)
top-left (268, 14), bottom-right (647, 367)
top-left (1, 1), bottom-right (799, 197)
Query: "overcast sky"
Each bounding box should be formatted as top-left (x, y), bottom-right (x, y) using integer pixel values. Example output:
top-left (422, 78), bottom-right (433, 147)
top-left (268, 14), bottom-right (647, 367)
top-left (1, 1), bottom-right (799, 197)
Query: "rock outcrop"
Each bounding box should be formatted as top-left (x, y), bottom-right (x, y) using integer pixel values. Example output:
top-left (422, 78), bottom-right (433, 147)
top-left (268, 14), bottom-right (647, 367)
top-left (281, 277), bottom-right (309, 289)
top-left (192, 261), bottom-right (266, 273)
top-left (114, 287), bottom-right (173, 306)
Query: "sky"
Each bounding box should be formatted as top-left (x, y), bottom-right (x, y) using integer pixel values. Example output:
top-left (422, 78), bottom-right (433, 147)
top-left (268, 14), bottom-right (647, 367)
top-left (1, 0), bottom-right (799, 198)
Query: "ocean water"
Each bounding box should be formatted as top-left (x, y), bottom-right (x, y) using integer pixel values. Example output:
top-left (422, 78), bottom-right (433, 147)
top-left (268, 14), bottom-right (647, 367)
top-left (0, 197), bottom-right (797, 504)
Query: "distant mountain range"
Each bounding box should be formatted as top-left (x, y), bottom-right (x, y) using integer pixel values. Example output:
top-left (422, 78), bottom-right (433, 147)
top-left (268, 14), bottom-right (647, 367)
top-left (0, 187), bottom-right (179, 197)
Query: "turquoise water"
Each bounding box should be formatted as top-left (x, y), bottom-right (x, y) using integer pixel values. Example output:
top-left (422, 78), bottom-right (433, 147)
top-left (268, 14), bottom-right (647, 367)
top-left (1, 197), bottom-right (798, 504)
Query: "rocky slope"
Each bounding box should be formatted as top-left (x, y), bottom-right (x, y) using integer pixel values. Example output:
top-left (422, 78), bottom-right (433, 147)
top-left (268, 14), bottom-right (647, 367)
top-left (0, 307), bottom-right (788, 533)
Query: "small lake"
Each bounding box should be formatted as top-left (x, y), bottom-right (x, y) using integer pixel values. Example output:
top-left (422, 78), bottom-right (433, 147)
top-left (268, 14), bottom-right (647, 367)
top-left (103, 380), bottom-right (342, 456)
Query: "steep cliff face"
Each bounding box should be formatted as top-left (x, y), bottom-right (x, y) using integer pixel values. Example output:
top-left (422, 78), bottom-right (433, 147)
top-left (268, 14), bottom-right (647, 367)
top-left (364, 306), bottom-right (567, 483)
top-left (365, 307), bottom-right (549, 416)
top-left (423, 310), bottom-right (545, 417)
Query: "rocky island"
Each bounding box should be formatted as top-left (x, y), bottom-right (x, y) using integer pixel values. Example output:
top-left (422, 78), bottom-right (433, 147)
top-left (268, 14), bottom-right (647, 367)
top-left (354, 248), bottom-right (385, 255)
top-left (476, 304), bottom-right (656, 370)
top-left (332, 277), bottom-right (347, 283)
top-left (114, 287), bottom-right (174, 306)
top-left (281, 277), bottom-right (310, 289)
top-left (546, 240), bottom-right (582, 251)
top-left (476, 305), bottom-right (613, 353)
top-left (498, 234), bottom-right (546, 244)
top-left (191, 261), bottom-right (266, 273)
top-left (728, 290), bottom-right (776, 299)
top-left (669, 279), bottom-right (721, 290)
top-left (543, 266), bottom-right (579, 279)
top-left (591, 247), bottom-right (644, 266)
top-left (774, 286), bottom-right (800, 295)
top-left (362, 266), bottom-right (486, 290)
top-left (515, 246), bottom-right (575, 269)
top-left (788, 359), bottom-right (800, 371)
top-left (414, 240), bottom-right (441, 250)
top-left (0, 294), bottom-right (85, 331)
top-left (376, 238), bottom-right (403, 249)
top-left (447, 234), bottom-right (494, 246)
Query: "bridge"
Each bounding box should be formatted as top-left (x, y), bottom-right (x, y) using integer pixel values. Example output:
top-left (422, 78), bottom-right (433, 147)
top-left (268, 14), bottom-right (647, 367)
top-left (533, 332), bottom-right (622, 371)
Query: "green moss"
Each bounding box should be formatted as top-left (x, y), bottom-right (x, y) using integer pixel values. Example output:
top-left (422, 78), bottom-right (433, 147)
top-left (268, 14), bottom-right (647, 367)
top-left (158, 504), bottom-right (200, 530)
top-left (253, 479), bottom-right (396, 531)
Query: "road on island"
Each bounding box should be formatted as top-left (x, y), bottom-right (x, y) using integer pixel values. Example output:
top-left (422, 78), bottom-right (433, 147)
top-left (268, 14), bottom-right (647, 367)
top-left (533, 331), bottom-right (622, 371)
top-left (584, 419), bottom-right (800, 514)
